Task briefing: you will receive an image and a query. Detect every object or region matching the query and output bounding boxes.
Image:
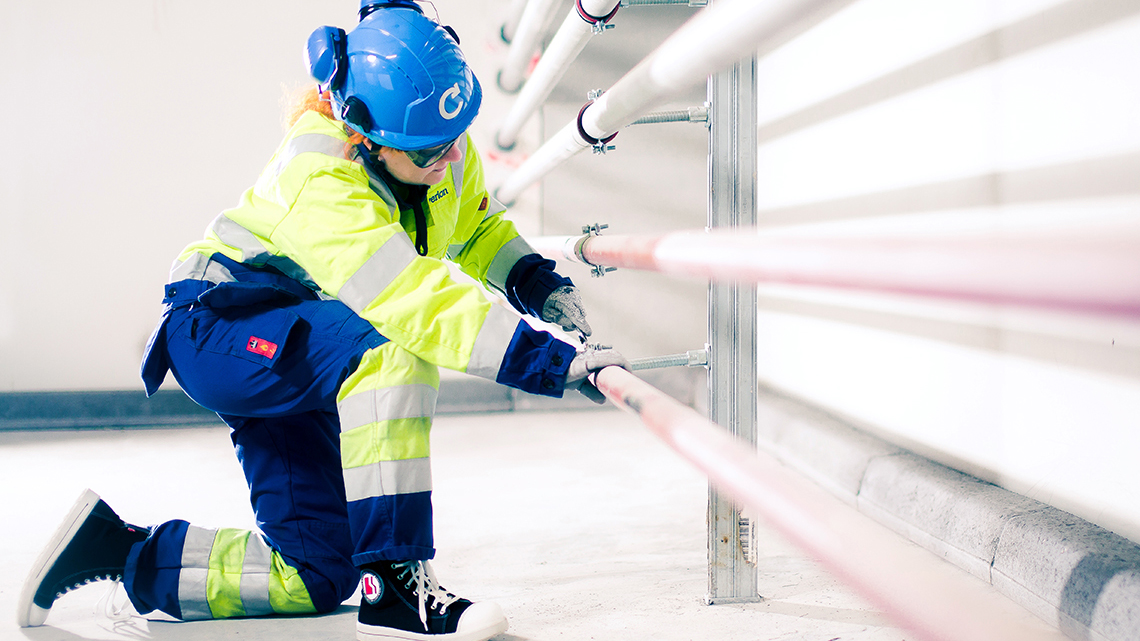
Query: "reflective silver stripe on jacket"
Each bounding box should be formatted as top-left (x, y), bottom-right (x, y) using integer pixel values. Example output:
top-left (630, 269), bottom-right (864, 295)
top-left (275, 131), bottom-right (398, 211)
top-left (337, 384), bottom-right (439, 433)
top-left (466, 304), bottom-right (519, 380)
top-left (271, 133), bottom-right (349, 177)
top-left (486, 235), bottom-right (537, 293)
top-left (338, 231), bottom-right (420, 313)
top-left (169, 252), bottom-right (236, 284)
top-left (212, 214), bottom-right (271, 264)
top-left (482, 194), bottom-right (507, 220)
top-left (343, 457), bottom-right (433, 502)
top-left (209, 215), bottom-right (322, 291)
top-left (178, 526), bottom-right (218, 620)
top-left (445, 243), bottom-right (467, 260)
top-left (239, 533), bottom-right (274, 617)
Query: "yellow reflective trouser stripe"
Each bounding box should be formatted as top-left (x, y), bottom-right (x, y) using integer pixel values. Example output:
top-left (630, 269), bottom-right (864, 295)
top-left (178, 526), bottom-right (316, 619)
top-left (267, 548), bottom-right (318, 615)
top-left (338, 342), bottom-right (438, 499)
top-left (340, 417), bottom-right (432, 468)
top-left (207, 528), bottom-right (249, 619)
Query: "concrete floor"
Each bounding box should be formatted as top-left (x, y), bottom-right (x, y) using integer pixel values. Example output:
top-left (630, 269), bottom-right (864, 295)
top-left (0, 408), bottom-right (912, 641)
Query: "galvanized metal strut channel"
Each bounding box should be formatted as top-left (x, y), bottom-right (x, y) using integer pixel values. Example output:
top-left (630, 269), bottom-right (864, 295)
top-left (705, 52), bottom-right (759, 605)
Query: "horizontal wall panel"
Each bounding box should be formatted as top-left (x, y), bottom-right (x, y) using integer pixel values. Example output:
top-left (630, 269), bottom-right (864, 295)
top-left (751, 0), bottom-right (1140, 551)
top-left (756, 7), bottom-right (1140, 213)
top-left (756, 308), bottom-right (1140, 544)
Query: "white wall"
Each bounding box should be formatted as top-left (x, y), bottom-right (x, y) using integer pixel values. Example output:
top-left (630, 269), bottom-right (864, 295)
top-left (0, 0), bottom-right (705, 393)
top-left (751, 0), bottom-right (1140, 542)
top-left (0, 2), bottom-right (345, 390)
top-left (0, 1), bottom-right (554, 391)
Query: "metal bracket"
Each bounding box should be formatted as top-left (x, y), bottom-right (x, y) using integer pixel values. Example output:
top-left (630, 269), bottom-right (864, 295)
top-left (579, 223), bottom-right (617, 277)
top-left (577, 0), bottom-right (621, 34)
top-left (590, 20), bottom-right (616, 34)
top-left (582, 90), bottom-right (618, 154)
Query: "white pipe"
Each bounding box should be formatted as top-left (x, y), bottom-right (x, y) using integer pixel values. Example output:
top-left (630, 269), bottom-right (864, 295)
top-left (499, 0), bottom-right (532, 44)
top-left (496, 121), bottom-right (585, 204)
top-left (594, 365), bottom-right (1068, 641)
top-left (496, 0), bottom-right (621, 150)
top-left (495, 0), bottom-right (849, 203)
top-left (497, 0), bottom-right (564, 94)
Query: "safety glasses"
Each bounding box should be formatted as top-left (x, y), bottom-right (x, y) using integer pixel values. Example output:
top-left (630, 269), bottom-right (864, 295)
top-left (404, 138), bottom-right (458, 168)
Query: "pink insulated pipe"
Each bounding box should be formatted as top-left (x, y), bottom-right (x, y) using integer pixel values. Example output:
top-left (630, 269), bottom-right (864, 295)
top-left (592, 365), bottom-right (1068, 641)
top-left (535, 227), bottom-right (1140, 318)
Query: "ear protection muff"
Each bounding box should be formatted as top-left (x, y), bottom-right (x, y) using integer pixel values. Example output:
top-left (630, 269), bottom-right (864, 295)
top-left (305, 26), bottom-right (348, 92)
top-left (307, 25), bottom-right (374, 133)
top-left (340, 96), bottom-right (373, 134)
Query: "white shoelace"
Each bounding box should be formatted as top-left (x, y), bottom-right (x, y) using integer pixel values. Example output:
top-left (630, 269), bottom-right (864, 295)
top-left (95, 578), bottom-right (133, 623)
top-left (393, 560), bottom-right (461, 631)
top-left (93, 577), bottom-right (151, 639)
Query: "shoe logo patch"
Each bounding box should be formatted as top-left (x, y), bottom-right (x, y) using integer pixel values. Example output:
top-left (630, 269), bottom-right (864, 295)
top-left (361, 571), bottom-right (383, 605)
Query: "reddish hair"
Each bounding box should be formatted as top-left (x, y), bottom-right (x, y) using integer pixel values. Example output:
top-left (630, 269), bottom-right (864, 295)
top-left (285, 85), bottom-right (371, 153)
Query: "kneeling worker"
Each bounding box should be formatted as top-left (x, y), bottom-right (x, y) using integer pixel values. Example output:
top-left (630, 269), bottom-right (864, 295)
top-left (17, 2), bottom-right (627, 640)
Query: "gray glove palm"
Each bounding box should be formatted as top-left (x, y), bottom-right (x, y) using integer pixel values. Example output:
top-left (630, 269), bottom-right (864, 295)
top-left (542, 285), bottom-right (591, 337)
top-left (566, 346), bottom-right (630, 404)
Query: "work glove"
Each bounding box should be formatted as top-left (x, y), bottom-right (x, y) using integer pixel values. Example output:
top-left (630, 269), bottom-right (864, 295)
top-left (542, 285), bottom-right (592, 339)
top-left (565, 346), bottom-right (630, 404)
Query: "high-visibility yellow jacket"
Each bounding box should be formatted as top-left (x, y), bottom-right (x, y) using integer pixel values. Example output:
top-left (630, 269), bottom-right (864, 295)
top-left (166, 110), bottom-right (573, 395)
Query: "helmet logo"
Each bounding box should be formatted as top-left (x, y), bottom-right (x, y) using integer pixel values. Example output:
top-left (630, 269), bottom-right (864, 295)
top-left (439, 83), bottom-right (464, 120)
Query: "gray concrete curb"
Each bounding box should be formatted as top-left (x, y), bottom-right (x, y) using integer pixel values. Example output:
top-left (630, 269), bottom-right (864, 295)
top-left (755, 387), bottom-right (1140, 641)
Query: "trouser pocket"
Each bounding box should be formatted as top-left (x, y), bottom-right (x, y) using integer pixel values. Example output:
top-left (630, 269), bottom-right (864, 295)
top-left (191, 282), bottom-right (302, 371)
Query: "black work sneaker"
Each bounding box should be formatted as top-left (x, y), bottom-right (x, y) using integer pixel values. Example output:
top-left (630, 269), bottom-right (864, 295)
top-left (357, 560), bottom-right (507, 641)
top-left (16, 489), bottom-right (148, 627)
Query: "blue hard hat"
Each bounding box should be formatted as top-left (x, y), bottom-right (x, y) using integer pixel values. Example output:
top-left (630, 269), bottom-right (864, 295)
top-left (304, 3), bottom-right (481, 150)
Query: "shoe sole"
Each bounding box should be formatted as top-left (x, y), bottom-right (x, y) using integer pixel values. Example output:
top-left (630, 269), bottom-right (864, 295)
top-left (357, 617), bottom-right (509, 641)
top-left (15, 489), bottom-right (102, 628)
